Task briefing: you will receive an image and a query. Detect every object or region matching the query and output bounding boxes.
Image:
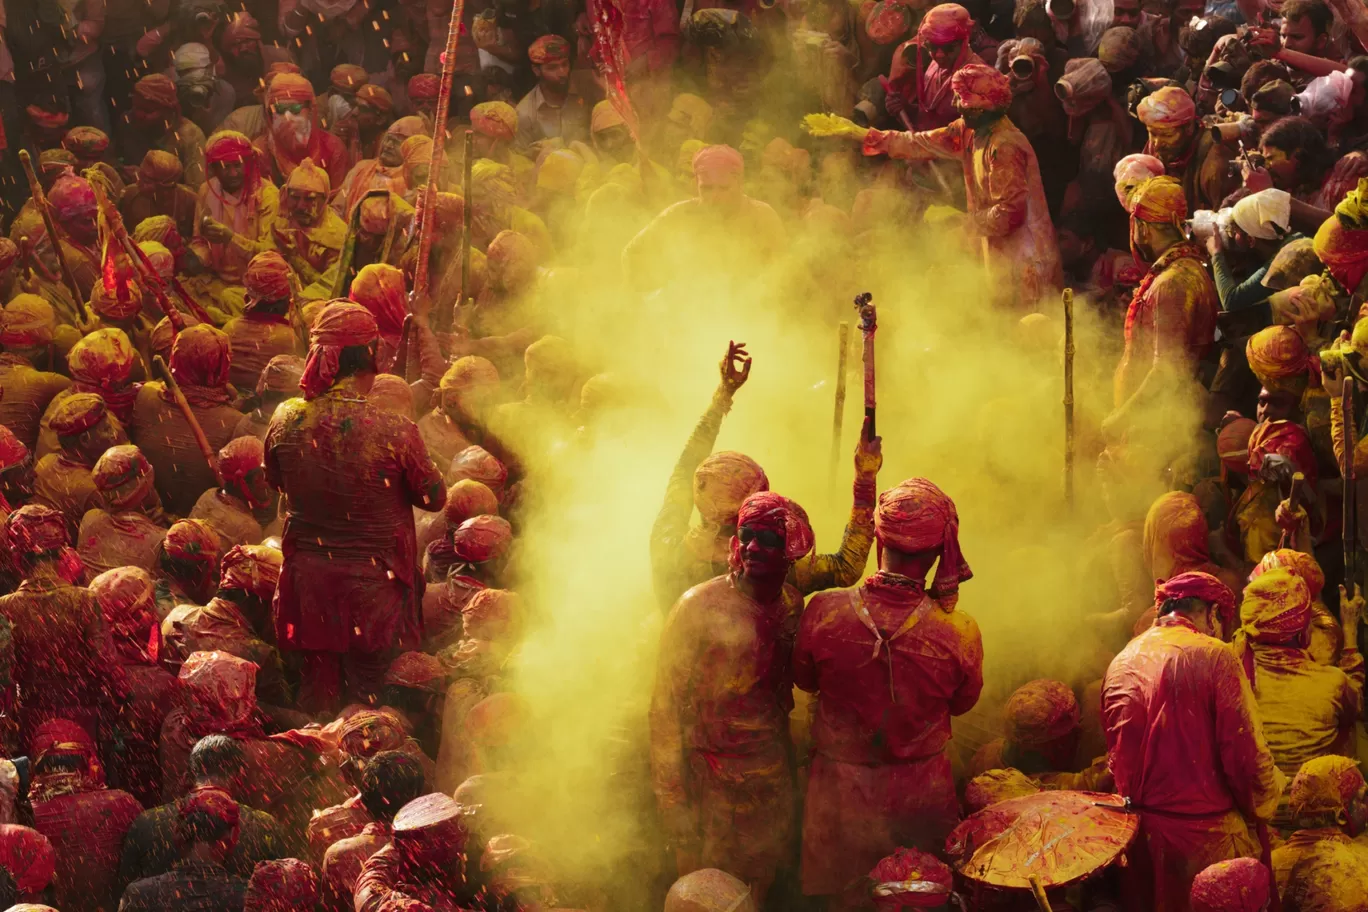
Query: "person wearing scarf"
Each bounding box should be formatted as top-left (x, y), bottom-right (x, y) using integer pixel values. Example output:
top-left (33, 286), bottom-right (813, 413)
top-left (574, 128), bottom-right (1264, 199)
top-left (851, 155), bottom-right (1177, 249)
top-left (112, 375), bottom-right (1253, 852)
top-left (1270, 755), bottom-right (1368, 894)
top-left (159, 651), bottom-right (267, 799)
top-left (266, 302), bottom-right (446, 713)
top-left (1233, 412), bottom-right (1321, 563)
top-left (224, 252), bottom-right (303, 393)
top-left (885, 3), bottom-right (984, 131)
top-left (124, 74), bottom-right (208, 189)
top-left (89, 566), bottom-right (178, 805)
top-left (651, 491), bottom-right (815, 908)
top-left (793, 477), bottom-right (981, 906)
top-left (150, 519), bottom-right (223, 623)
top-left (353, 793), bottom-right (484, 912)
top-left (130, 324), bottom-right (243, 516)
top-left (414, 358), bottom-right (503, 474)
top-left (1188, 858), bottom-right (1272, 912)
top-left (37, 175), bottom-right (102, 306)
top-left (32, 393), bottom-right (129, 535)
top-left (233, 354), bottom-right (306, 443)
top-left (1234, 568), bottom-right (1363, 790)
top-left (1252, 549), bottom-right (1344, 666)
top-left (76, 444), bottom-right (169, 577)
top-left (858, 64), bottom-right (1061, 310)
top-left (193, 131), bottom-right (281, 287)
top-left (348, 263), bottom-right (443, 384)
top-left (252, 73), bottom-right (349, 191)
top-left (1105, 175), bottom-right (1216, 447)
top-left (0, 297), bottom-right (71, 451)
top-left (1136, 85), bottom-right (1235, 212)
top-left (0, 825), bottom-right (56, 904)
top-left (273, 157), bottom-right (349, 286)
top-left (334, 115), bottom-right (426, 220)
top-left (120, 150), bottom-right (199, 243)
top-left (1102, 571), bottom-right (1283, 912)
top-left (244, 857), bottom-right (319, 912)
top-left (189, 436), bottom-right (276, 550)
top-left (1131, 491), bottom-right (1246, 636)
top-left (34, 328), bottom-right (139, 460)
top-left (320, 751), bottom-right (426, 912)
top-left (27, 719), bottom-right (143, 912)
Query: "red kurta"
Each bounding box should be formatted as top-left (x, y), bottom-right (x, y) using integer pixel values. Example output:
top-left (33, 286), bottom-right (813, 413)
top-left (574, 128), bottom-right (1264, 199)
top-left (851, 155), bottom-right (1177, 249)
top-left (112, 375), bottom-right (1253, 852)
top-left (793, 571), bottom-right (983, 896)
top-left (1102, 615), bottom-right (1285, 912)
top-left (33, 787), bottom-right (143, 912)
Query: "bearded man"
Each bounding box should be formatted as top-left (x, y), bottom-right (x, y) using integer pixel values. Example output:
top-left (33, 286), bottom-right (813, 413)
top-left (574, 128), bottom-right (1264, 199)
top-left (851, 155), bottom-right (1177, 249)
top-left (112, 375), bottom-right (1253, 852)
top-left (651, 491), bottom-right (815, 908)
top-left (219, 12), bottom-right (267, 103)
top-left (1137, 85), bottom-right (1235, 213)
top-left (193, 131), bottom-right (280, 287)
top-left (857, 63), bottom-right (1061, 309)
top-left (254, 73), bottom-right (349, 191)
top-left (122, 74), bottom-right (207, 188)
top-left (334, 115), bottom-right (427, 219)
top-left (272, 158), bottom-right (348, 287)
top-left (515, 35), bottom-right (589, 147)
top-left (886, 3), bottom-right (987, 130)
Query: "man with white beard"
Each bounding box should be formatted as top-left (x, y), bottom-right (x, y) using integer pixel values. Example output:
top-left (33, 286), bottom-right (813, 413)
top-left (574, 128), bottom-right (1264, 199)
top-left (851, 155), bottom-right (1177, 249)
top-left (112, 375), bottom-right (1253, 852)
top-left (252, 72), bottom-right (349, 193)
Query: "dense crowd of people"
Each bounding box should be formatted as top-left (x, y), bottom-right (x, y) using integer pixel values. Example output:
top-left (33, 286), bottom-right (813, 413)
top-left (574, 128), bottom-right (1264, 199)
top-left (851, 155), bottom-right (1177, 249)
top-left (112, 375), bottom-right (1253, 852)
top-left (4, 0), bottom-right (1368, 906)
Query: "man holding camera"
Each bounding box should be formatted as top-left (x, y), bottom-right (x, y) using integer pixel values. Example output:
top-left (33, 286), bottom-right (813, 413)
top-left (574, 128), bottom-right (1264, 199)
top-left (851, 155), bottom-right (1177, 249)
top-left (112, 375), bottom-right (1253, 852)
top-left (1137, 85), bottom-right (1236, 212)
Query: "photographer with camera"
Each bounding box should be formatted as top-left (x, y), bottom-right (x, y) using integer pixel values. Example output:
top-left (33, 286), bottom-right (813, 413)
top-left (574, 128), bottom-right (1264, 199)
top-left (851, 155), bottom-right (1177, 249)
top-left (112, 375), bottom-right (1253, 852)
top-left (173, 43), bottom-right (235, 139)
top-left (1137, 85), bottom-right (1237, 210)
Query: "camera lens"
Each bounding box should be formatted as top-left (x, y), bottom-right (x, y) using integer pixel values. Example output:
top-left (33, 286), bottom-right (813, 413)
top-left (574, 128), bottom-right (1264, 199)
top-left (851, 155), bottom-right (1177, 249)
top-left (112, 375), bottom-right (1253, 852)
top-left (1011, 57), bottom-right (1034, 77)
top-left (1220, 88), bottom-right (1239, 107)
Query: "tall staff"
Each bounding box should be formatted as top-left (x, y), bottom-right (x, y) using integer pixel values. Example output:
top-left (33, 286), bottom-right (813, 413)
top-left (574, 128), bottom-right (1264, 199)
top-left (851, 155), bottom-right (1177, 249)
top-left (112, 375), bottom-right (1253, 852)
top-left (412, 0), bottom-right (467, 299)
top-left (1064, 288), bottom-right (1075, 509)
top-left (829, 321), bottom-right (850, 494)
top-left (854, 292), bottom-right (876, 439)
top-left (1344, 382), bottom-right (1357, 594)
top-left (19, 149), bottom-right (88, 322)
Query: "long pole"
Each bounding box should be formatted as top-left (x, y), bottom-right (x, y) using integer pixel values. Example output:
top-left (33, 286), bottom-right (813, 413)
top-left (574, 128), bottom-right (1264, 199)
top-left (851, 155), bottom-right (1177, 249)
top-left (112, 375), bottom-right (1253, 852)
top-left (1344, 382), bottom-right (1357, 593)
top-left (152, 355), bottom-right (223, 487)
top-left (829, 321), bottom-right (850, 494)
top-left (438, 129), bottom-right (475, 335)
top-left (1064, 288), bottom-right (1075, 509)
top-left (89, 175), bottom-right (185, 333)
top-left (854, 293), bottom-right (876, 439)
top-left (413, 0), bottom-right (466, 300)
top-left (20, 149), bottom-right (88, 321)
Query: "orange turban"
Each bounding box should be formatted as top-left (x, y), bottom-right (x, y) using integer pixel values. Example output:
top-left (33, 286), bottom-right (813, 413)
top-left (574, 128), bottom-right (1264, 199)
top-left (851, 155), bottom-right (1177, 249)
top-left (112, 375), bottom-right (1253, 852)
top-left (1189, 859), bottom-right (1271, 912)
top-left (244, 251), bottom-right (294, 304)
top-left (330, 64), bottom-right (368, 93)
top-left (92, 444), bottom-right (154, 509)
top-left (1246, 326), bottom-right (1310, 388)
top-left (224, 11), bottom-right (262, 42)
top-left (367, 374), bottom-right (413, 414)
top-left (917, 2), bottom-right (972, 42)
top-left (267, 72), bottom-right (316, 106)
top-left (439, 356), bottom-right (500, 393)
top-left (451, 515), bottom-right (513, 563)
top-left (257, 354), bottom-right (305, 397)
top-left (133, 74), bottom-right (180, 112)
top-left (349, 263), bottom-right (407, 339)
top-left (950, 63), bottom-right (1012, 111)
top-left (591, 100), bottom-right (625, 134)
top-left (170, 324), bottom-right (232, 390)
top-left (1315, 189), bottom-right (1368, 293)
top-left (444, 479), bottom-right (498, 525)
top-left (48, 392), bottom-right (107, 437)
top-left (1252, 548), bottom-right (1325, 601)
top-left (1003, 679), bottom-right (1080, 747)
top-left (0, 427), bottom-right (27, 471)
top-left (219, 544), bottom-right (282, 600)
top-left (285, 157), bottom-right (330, 196)
top-left (1126, 175), bottom-right (1187, 224)
top-left (1248, 418), bottom-right (1318, 486)
top-left (62, 126), bottom-right (109, 159)
top-left (462, 588), bottom-right (519, 641)
top-left (356, 83), bottom-right (393, 113)
top-left (693, 451), bottom-right (769, 526)
top-left (384, 651), bottom-right (446, 692)
top-left (1288, 755), bottom-right (1365, 819)
top-left (1143, 491), bottom-right (1213, 581)
top-left (1218, 417), bottom-right (1256, 477)
top-left (1137, 86), bottom-right (1197, 127)
top-left (0, 826), bottom-right (56, 896)
top-left (471, 102), bottom-right (517, 142)
top-left (528, 34), bottom-right (570, 63)
top-left (1, 295), bottom-right (55, 346)
top-left (139, 150), bottom-right (183, 185)
top-left (301, 302), bottom-right (379, 399)
top-left (875, 478), bottom-right (972, 600)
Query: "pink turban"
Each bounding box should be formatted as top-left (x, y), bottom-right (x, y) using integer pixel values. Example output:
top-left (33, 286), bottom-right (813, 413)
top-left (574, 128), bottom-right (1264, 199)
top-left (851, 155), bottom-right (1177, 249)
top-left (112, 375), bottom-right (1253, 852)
top-left (692, 144), bottom-right (745, 183)
top-left (1137, 86), bottom-right (1197, 127)
top-left (1189, 858), bottom-right (1271, 912)
top-left (950, 63), bottom-right (1012, 112)
top-left (728, 492), bottom-right (815, 571)
top-left (301, 302), bottom-right (379, 400)
top-left (875, 478), bottom-right (972, 600)
top-left (917, 3), bottom-right (972, 42)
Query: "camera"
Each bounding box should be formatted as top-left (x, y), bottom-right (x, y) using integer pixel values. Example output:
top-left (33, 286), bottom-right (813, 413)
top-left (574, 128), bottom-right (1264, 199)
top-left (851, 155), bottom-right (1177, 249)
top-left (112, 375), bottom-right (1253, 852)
top-left (1011, 56), bottom-right (1035, 77)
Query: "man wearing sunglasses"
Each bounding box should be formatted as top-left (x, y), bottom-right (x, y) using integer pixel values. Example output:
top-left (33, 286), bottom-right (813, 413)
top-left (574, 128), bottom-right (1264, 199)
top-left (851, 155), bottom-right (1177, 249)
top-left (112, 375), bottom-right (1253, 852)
top-left (885, 3), bottom-right (985, 132)
top-left (254, 73), bottom-right (349, 193)
top-left (794, 477), bottom-right (981, 909)
top-left (651, 491), bottom-right (814, 909)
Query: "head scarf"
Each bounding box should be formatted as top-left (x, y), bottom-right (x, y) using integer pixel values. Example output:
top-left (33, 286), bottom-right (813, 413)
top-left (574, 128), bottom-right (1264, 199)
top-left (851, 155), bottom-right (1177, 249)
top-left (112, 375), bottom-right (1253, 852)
top-left (384, 651), bottom-right (446, 693)
top-left (330, 64), bottom-right (367, 94)
top-left (67, 329), bottom-right (137, 410)
top-left (537, 149), bottom-right (584, 194)
top-left (244, 858), bottom-right (319, 912)
top-left (219, 544), bottom-right (281, 600)
top-left (89, 274), bottom-right (143, 321)
top-left (223, 10), bottom-right (261, 41)
top-left (692, 452), bottom-right (768, 529)
top-left (134, 73), bottom-right (180, 112)
top-left (138, 240), bottom-right (174, 280)
top-left (1246, 326), bottom-right (1310, 389)
top-left (451, 515), bottom-right (513, 563)
top-left (528, 34), bottom-right (570, 64)
top-left (1288, 755), bottom-right (1365, 820)
top-left (1113, 153), bottom-right (1166, 208)
top-left (257, 354), bottom-right (305, 397)
top-left (0, 826), bottom-right (56, 895)
top-left (29, 719), bottom-right (104, 799)
top-left (866, 1), bottom-right (912, 44)
top-left (0, 238), bottom-right (18, 274)
top-left (337, 707), bottom-right (410, 758)
top-left (1003, 680), bottom-right (1079, 747)
top-left (92, 444), bottom-right (155, 510)
top-left (592, 100), bottom-right (626, 134)
top-left (1137, 86), bottom-right (1197, 126)
top-left (48, 175), bottom-right (96, 221)
top-left (244, 251), bottom-right (293, 305)
top-left (1248, 419), bottom-right (1318, 487)
top-left (869, 847), bottom-right (954, 909)
top-left (1155, 571), bottom-right (1236, 622)
top-left (1252, 549), bottom-right (1324, 602)
top-left (48, 392), bottom-right (107, 438)
top-left (90, 566), bottom-right (159, 662)
top-left (180, 650), bottom-right (259, 733)
top-left (963, 768), bottom-right (1042, 814)
top-left (449, 446), bottom-right (507, 491)
top-left (368, 374), bottom-right (413, 414)
top-left (139, 150), bottom-right (184, 186)
top-left (2, 295), bottom-right (55, 346)
top-left (161, 518), bottom-right (221, 573)
top-left (950, 63), bottom-right (1012, 112)
top-left (1126, 175), bottom-right (1187, 224)
top-left (356, 84), bottom-right (393, 113)
top-left (132, 215), bottom-right (178, 247)
top-left (1232, 188), bottom-right (1292, 241)
top-left (301, 302), bottom-right (379, 400)
top-left (62, 126), bottom-right (109, 160)
top-left (285, 156), bottom-right (330, 196)
top-left (728, 491), bottom-right (815, 573)
top-left (219, 434), bottom-right (264, 487)
top-left (169, 324), bottom-right (233, 406)
top-left (407, 74), bottom-right (440, 103)
top-left (471, 102), bottom-right (517, 141)
top-left (444, 480), bottom-right (499, 525)
top-left (1315, 180), bottom-right (1368, 292)
top-left (400, 134), bottom-right (433, 174)
top-left (0, 426), bottom-right (27, 472)
top-left (692, 144), bottom-right (744, 183)
top-left (1143, 491), bottom-right (1214, 581)
top-left (875, 478), bottom-right (972, 601)
top-left (205, 130), bottom-right (260, 200)
top-left (6, 505), bottom-right (68, 556)
top-left (1189, 858), bottom-right (1272, 912)
top-left (349, 263), bottom-right (407, 339)
top-left (439, 356), bottom-right (500, 396)
top-left (25, 106), bottom-right (68, 132)
top-left (178, 785), bottom-right (241, 837)
top-left (918, 2), bottom-right (972, 41)
top-left (1240, 567), bottom-right (1312, 645)
top-left (463, 588), bottom-right (519, 642)
top-left (267, 72), bottom-right (315, 106)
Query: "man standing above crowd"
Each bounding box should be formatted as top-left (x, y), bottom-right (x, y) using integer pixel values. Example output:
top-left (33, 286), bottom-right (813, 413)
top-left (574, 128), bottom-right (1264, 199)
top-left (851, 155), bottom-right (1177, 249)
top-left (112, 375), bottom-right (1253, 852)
top-left (516, 36), bottom-right (589, 148)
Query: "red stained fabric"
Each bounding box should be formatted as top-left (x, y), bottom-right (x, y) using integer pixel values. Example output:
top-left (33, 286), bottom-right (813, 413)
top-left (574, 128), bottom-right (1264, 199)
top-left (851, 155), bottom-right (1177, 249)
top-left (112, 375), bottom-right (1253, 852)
top-left (245, 857), bottom-right (319, 911)
top-left (1004, 679), bottom-right (1079, 747)
top-left (89, 566), bottom-right (160, 664)
top-left (169, 325), bottom-right (233, 408)
top-left (1247, 419), bottom-right (1319, 488)
top-left (917, 3), bottom-right (971, 42)
top-left (219, 435), bottom-right (266, 487)
top-left (349, 264), bottom-right (407, 341)
top-left (66, 329), bottom-right (137, 421)
top-left (32, 787), bottom-right (142, 912)
top-left (874, 478), bottom-right (972, 600)
top-left (0, 825), bottom-right (55, 894)
top-left (443, 480), bottom-right (498, 525)
top-left (1154, 571), bottom-right (1236, 619)
top-left (219, 544), bottom-right (283, 600)
top-left (450, 515), bottom-right (512, 563)
top-left (301, 302), bottom-right (379, 400)
top-left (0, 425), bottom-right (27, 470)
top-left (692, 451), bottom-right (768, 526)
top-left (1189, 858), bottom-right (1271, 912)
top-left (48, 175), bottom-right (96, 221)
top-left (949, 63), bottom-right (1011, 111)
top-left (384, 651), bottom-right (446, 692)
top-left (6, 504), bottom-right (68, 554)
top-left (734, 492), bottom-right (814, 561)
top-left (407, 74), bottom-right (440, 102)
top-left (181, 783), bottom-right (241, 828)
top-left (1251, 548), bottom-right (1325, 601)
top-left (868, 846), bottom-right (954, 909)
top-left (179, 650), bottom-right (261, 737)
top-left (133, 74), bottom-right (179, 111)
top-left (244, 251), bottom-right (293, 303)
top-left (1128, 175), bottom-right (1188, 224)
top-left (448, 446), bottom-right (507, 491)
top-left (206, 129), bottom-right (261, 202)
top-left (161, 518), bottom-right (222, 568)
top-left (462, 589), bottom-right (519, 642)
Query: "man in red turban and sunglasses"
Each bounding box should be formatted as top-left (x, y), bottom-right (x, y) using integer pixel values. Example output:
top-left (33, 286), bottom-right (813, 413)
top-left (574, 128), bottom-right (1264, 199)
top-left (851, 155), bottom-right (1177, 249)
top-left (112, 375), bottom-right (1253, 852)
top-left (651, 490), bottom-right (815, 908)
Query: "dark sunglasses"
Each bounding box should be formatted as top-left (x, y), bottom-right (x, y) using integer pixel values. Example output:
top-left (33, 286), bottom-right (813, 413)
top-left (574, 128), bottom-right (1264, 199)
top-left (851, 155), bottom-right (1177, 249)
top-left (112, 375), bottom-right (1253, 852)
top-left (927, 40), bottom-right (961, 55)
top-left (738, 526), bottom-right (784, 549)
top-left (274, 101), bottom-right (308, 115)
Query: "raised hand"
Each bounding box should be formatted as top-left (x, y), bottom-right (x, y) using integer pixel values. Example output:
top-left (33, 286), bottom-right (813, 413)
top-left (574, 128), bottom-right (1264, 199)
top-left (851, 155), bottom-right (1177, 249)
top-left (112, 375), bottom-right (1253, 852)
top-left (720, 340), bottom-right (752, 395)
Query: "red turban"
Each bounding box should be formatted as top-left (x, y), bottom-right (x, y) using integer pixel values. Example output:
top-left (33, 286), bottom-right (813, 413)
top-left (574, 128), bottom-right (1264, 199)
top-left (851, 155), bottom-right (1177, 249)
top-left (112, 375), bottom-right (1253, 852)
top-left (92, 444), bottom-right (155, 509)
top-left (48, 174), bottom-right (96, 220)
top-left (205, 129), bottom-right (260, 196)
top-left (220, 545), bottom-right (282, 600)
top-left (865, 1), bottom-right (912, 44)
top-left (301, 302), bottom-right (379, 400)
top-left (730, 492), bottom-right (814, 567)
top-left (218, 436), bottom-right (265, 487)
top-left (357, 84), bottom-right (393, 113)
top-left (1252, 548), bottom-right (1325, 601)
top-left (452, 515), bottom-right (513, 563)
top-left (408, 74), bottom-right (440, 102)
top-left (0, 426), bottom-right (28, 472)
top-left (0, 826), bottom-right (55, 895)
top-left (179, 784), bottom-right (241, 831)
top-left (950, 63), bottom-right (1012, 111)
top-left (917, 2), bottom-right (972, 42)
top-left (91, 277), bottom-right (144, 321)
top-left (245, 858), bottom-right (319, 912)
top-left (1246, 326), bottom-right (1310, 387)
top-left (244, 251), bottom-right (293, 304)
top-left (384, 651), bottom-right (447, 693)
top-left (1003, 679), bottom-right (1080, 747)
top-left (1314, 211), bottom-right (1368, 294)
top-left (1240, 567), bottom-right (1311, 645)
top-left (162, 519), bottom-right (221, 567)
top-left (1155, 571), bottom-right (1235, 618)
top-left (444, 479), bottom-right (499, 525)
top-left (868, 847), bottom-right (954, 909)
top-left (338, 707), bottom-right (410, 758)
top-left (1218, 417), bottom-right (1256, 477)
top-left (1136, 85), bottom-right (1197, 127)
top-left (692, 144), bottom-right (745, 183)
top-left (133, 74), bottom-right (180, 112)
top-left (693, 451), bottom-right (769, 526)
top-left (470, 102), bottom-right (517, 141)
top-left (1127, 175), bottom-right (1187, 225)
top-left (463, 588), bottom-right (520, 642)
top-left (29, 719), bottom-right (103, 791)
top-left (48, 392), bottom-right (107, 437)
top-left (170, 324), bottom-right (232, 390)
top-left (26, 106), bottom-right (67, 131)
top-left (528, 34), bottom-right (570, 64)
top-left (1189, 858), bottom-right (1271, 912)
top-left (349, 263), bottom-right (407, 339)
top-left (1248, 419), bottom-right (1318, 487)
top-left (266, 72), bottom-right (316, 106)
top-left (875, 478), bottom-right (972, 601)
top-left (62, 126), bottom-right (108, 159)
top-left (224, 11), bottom-right (262, 42)
top-left (180, 650), bottom-right (259, 730)
top-left (449, 446), bottom-right (508, 491)
top-left (6, 505), bottom-right (68, 555)
top-left (68, 328), bottom-right (137, 399)
top-left (90, 566), bottom-right (158, 656)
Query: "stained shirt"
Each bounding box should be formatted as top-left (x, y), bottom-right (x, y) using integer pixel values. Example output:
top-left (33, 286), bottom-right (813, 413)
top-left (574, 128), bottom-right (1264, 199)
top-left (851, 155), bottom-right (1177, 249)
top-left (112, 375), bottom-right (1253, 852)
top-left (117, 859), bottom-right (249, 912)
top-left (129, 383), bottom-right (243, 516)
